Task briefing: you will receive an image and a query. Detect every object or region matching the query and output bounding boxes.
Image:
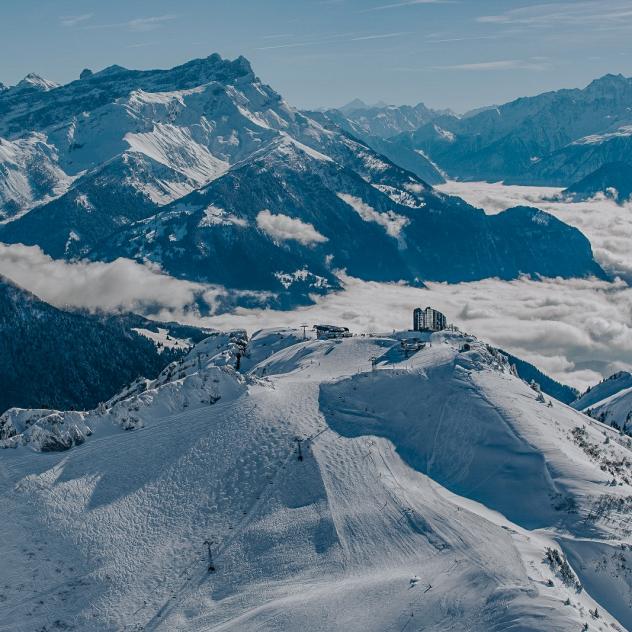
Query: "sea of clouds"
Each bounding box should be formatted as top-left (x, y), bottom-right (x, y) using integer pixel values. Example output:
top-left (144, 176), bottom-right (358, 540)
top-left (1, 182), bottom-right (630, 391)
top-left (437, 181), bottom-right (632, 282)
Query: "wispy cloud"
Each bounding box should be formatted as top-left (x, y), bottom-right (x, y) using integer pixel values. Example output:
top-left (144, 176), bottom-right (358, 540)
top-left (262, 33), bottom-right (295, 39)
top-left (365, 0), bottom-right (455, 11)
top-left (60, 14), bottom-right (92, 27)
top-left (436, 58), bottom-right (551, 71)
top-left (81, 15), bottom-right (176, 32)
top-left (426, 33), bottom-right (509, 44)
top-left (126, 42), bottom-right (158, 49)
top-left (127, 15), bottom-right (177, 32)
top-left (0, 244), bottom-right (224, 320)
top-left (350, 31), bottom-right (410, 41)
top-left (478, 1), bottom-right (632, 28)
top-left (392, 58), bottom-right (552, 73)
top-left (256, 210), bottom-right (328, 246)
top-left (257, 42), bottom-right (309, 51)
top-left (257, 30), bottom-right (402, 51)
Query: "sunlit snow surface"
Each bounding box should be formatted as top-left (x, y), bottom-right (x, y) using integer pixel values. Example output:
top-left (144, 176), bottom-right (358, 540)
top-left (1, 329), bottom-right (631, 631)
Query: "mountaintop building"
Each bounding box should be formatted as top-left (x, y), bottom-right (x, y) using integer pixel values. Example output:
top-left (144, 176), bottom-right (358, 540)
top-left (413, 307), bottom-right (447, 332)
top-left (314, 324), bottom-right (352, 340)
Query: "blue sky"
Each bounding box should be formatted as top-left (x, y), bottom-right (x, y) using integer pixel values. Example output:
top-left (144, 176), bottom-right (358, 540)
top-left (2, 0), bottom-right (632, 111)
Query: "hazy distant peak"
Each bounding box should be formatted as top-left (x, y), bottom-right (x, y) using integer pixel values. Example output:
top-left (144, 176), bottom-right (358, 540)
top-left (585, 73), bottom-right (629, 93)
top-left (93, 64), bottom-right (128, 78)
top-left (339, 98), bottom-right (370, 114)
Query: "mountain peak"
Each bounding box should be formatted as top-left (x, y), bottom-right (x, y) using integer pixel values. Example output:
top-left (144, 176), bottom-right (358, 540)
top-left (205, 53), bottom-right (255, 81)
top-left (161, 53), bottom-right (256, 88)
top-left (94, 64), bottom-right (128, 78)
top-left (339, 98), bottom-right (369, 114)
top-left (585, 72), bottom-right (629, 92)
top-left (233, 54), bottom-right (254, 74)
top-left (15, 73), bottom-right (59, 92)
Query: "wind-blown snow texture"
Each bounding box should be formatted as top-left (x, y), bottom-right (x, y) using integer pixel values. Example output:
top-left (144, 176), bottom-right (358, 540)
top-left (1, 328), bottom-right (630, 631)
top-left (0, 54), bottom-right (605, 308)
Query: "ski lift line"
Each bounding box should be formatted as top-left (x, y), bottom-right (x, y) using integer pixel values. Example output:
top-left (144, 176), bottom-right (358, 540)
top-left (144, 443), bottom-right (299, 631)
top-left (306, 426), bottom-right (331, 443)
top-left (214, 447), bottom-right (297, 561)
top-left (399, 612), bottom-right (415, 632)
top-left (145, 407), bottom-right (430, 629)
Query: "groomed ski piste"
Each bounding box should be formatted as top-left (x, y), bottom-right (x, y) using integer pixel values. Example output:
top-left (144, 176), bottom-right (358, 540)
top-left (1, 328), bottom-right (631, 631)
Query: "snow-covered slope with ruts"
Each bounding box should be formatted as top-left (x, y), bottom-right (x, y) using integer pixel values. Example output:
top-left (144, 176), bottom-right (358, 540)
top-left (1, 328), bottom-right (630, 631)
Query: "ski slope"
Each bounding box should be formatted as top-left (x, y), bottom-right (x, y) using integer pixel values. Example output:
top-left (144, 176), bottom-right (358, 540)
top-left (0, 329), bottom-right (630, 631)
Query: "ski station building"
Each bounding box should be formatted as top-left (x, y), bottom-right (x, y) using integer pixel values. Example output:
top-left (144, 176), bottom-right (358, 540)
top-left (314, 324), bottom-right (352, 340)
top-left (413, 307), bottom-right (447, 332)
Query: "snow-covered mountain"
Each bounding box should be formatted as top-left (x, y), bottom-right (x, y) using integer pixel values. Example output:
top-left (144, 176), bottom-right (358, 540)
top-left (0, 134), bottom-right (74, 222)
top-left (1, 327), bottom-right (630, 630)
top-left (310, 106), bottom-right (446, 184)
top-left (0, 54), bottom-right (606, 306)
top-left (85, 137), bottom-right (605, 295)
top-left (3, 73), bottom-right (59, 95)
top-left (391, 73), bottom-right (632, 185)
top-left (573, 371), bottom-right (632, 434)
top-left (0, 274), bottom-right (204, 414)
top-left (327, 100), bottom-right (452, 139)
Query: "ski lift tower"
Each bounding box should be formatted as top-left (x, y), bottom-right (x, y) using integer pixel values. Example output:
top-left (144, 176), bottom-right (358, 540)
top-left (300, 324), bottom-right (309, 340)
top-left (204, 539), bottom-right (215, 572)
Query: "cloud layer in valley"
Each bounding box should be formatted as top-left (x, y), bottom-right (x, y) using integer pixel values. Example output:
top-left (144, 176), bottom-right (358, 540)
top-left (0, 243), bottom-right (226, 321)
top-left (437, 180), bottom-right (632, 282)
top-left (2, 183), bottom-right (631, 392)
top-left (202, 273), bottom-right (632, 392)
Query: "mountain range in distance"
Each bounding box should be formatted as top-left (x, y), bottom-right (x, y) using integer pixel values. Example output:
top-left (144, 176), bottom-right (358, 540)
top-left (0, 54), bottom-right (612, 311)
top-left (347, 73), bottom-right (632, 187)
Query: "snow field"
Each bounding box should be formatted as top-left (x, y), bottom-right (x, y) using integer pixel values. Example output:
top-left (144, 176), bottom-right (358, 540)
top-left (0, 329), bottom-right (630, 630)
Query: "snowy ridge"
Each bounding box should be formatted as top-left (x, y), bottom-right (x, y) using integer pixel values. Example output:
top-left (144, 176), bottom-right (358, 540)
top-left (1, 327), bottom-right (630, 630)
top-left (391, 72), bottom-right (632, 185)
top-left (0, 134), bottom-right (74, 221)
top-left (573, 371), bottom-right (632, 434)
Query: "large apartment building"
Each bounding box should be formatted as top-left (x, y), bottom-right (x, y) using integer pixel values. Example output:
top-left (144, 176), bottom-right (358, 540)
top-left (413, 307), bottom-right (447, 332)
